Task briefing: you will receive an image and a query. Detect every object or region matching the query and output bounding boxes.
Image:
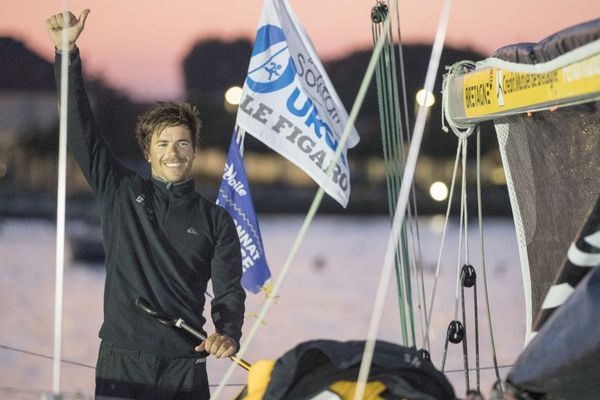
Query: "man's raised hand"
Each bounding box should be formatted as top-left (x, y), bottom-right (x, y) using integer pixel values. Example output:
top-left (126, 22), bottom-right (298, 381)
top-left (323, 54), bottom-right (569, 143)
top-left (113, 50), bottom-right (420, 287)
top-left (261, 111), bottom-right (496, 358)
top-left (46, 9), bottom-right (90, 51)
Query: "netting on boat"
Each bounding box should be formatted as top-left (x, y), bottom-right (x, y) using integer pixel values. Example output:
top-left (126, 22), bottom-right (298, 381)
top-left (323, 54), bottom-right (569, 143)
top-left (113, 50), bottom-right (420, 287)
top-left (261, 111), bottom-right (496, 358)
top-left (496, 104), bottom-right (600, 331)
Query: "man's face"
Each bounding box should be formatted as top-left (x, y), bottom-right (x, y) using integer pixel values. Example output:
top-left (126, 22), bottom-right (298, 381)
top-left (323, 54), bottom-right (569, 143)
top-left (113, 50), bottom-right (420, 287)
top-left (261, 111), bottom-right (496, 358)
top-left (146, 125), bottom-right (195, 183)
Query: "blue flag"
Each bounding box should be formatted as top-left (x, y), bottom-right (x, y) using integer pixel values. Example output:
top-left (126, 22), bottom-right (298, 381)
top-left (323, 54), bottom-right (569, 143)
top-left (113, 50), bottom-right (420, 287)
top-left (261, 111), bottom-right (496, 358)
top-left (217, 130), bottom-right (272, 294)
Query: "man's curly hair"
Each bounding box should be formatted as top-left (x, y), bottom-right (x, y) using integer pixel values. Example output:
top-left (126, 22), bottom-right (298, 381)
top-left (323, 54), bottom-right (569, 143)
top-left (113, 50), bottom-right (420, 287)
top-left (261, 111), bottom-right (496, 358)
top-left (135, 101), bottom-right (202, 154)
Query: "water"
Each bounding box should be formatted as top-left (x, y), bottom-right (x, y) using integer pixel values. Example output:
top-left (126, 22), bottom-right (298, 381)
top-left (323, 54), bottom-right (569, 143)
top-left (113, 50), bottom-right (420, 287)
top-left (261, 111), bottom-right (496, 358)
top-left (0, 215), bottom-right (525, 399)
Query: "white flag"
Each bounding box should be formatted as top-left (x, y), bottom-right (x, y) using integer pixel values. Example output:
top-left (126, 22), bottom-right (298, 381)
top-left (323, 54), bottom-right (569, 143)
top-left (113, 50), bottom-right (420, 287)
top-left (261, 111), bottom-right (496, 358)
top-left (236, 0), bottom-right (359, 207)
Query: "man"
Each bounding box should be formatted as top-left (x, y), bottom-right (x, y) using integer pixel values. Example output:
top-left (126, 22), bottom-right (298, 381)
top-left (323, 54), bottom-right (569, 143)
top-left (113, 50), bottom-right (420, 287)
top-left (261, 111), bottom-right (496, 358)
top-left (46, 10), bottom-right (246, 399)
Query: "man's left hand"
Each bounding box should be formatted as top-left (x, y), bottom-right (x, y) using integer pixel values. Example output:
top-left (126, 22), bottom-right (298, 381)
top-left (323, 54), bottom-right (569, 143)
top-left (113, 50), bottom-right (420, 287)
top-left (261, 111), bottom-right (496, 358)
top-left (195, 333), bottom-right (236, 358)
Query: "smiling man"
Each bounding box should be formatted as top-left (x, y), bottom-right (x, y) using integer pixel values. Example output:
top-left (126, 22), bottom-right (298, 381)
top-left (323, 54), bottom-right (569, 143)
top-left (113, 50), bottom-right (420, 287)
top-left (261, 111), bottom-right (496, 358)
top-left (47, 9), bottom-right (246, 400)
top-left (148, 126), bottom-right (194, 181)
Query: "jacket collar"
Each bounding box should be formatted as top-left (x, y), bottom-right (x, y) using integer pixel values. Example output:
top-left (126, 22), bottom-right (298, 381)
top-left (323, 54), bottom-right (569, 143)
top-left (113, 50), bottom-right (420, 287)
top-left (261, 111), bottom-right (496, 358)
top-left (151, 175), bottom-right (195, 196)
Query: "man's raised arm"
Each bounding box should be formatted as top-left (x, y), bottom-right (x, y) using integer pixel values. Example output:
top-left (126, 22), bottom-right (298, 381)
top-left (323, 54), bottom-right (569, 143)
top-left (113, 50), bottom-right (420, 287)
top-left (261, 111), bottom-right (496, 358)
top-left (46, 9), bottom-right (127, 201)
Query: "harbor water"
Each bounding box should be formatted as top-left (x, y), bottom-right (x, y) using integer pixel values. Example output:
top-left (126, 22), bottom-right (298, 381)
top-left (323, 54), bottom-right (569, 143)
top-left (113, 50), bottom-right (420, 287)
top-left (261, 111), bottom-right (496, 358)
top-left (0, 215), bottom-right (525, 399)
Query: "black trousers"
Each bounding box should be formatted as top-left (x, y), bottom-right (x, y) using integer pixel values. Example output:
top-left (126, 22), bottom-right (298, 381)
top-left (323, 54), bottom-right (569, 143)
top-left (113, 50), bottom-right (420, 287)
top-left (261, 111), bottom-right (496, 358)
top-left (95, 341), bottom-right (210, 400)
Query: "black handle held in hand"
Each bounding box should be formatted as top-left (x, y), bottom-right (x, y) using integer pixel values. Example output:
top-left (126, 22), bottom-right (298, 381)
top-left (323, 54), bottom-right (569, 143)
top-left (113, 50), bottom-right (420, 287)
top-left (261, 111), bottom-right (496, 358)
top-left (134, 297), bottom-right (251, 371)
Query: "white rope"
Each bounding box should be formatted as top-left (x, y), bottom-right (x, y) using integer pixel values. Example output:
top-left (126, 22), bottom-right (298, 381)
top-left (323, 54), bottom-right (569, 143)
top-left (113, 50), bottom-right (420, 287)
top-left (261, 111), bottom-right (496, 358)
top-left (53, 2), bottom-right (71, 395)
top-left (353, 0), bottom-right (454, 398)
top-left (408, 210), bottom-right (428, 350)
top-left (440, 134), bottom-right (469, 373)
top-left (462, 137), bottom-right (470, 267)
top-left (441, 60), bottom-right (477, 137)
top-left (453, 137), bottom-right (467, 321)
top-left (210, 3), bottom-right (395, 398)
top-left (440, 155), bottom-right (465, 370)
top-left (424, 140), bottom-right (462, 346)
top-left (442, 135), bottom-right (467, 373)
top-left (477, 127), bottom-right (503, 390)
top-left (461, 135), bottom-right (471, 387)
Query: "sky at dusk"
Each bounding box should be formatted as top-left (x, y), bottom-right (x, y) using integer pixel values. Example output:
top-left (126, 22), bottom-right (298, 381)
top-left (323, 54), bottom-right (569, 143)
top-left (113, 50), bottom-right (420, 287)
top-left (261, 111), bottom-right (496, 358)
top-left (2, 0), bottom-right (599, 101)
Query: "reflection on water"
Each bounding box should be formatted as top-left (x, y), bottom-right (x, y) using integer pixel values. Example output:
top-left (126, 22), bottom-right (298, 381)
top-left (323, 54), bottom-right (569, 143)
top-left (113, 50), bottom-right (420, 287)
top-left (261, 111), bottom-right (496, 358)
top-left (0, 216), bottom-right (524, 399)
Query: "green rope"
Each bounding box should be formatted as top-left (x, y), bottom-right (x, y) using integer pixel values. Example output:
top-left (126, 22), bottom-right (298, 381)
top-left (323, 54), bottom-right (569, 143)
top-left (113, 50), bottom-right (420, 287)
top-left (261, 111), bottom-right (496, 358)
top-left (392, 1), bottom-right (428, 351)
top-left (371, 3), bottom-right (416, 347)
top-left (381, 30), bottom-right (415, 340)
top-left (372, 19), bottom-right (408, 345)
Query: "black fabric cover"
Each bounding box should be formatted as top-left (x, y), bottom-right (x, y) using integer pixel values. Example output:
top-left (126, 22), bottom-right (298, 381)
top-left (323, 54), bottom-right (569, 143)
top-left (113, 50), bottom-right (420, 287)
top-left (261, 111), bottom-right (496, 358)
top-left (263, 340), bottom-right (455, 400)
top-left (508, 266), bottom-right (600, 399)
top-left (492, 18), bottom-right (600, 63)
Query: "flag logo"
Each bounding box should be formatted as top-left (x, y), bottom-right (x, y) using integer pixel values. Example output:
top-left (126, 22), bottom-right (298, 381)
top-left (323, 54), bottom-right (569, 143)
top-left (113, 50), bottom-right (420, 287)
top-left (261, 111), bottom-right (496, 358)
top-left (247, 25), bottom-right (296, 94)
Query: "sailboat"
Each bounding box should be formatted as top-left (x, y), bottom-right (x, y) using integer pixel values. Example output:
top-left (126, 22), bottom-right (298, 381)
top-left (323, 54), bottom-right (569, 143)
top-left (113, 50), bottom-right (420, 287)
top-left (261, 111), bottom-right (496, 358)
top-left (8, 1), bottom-right (596, 399)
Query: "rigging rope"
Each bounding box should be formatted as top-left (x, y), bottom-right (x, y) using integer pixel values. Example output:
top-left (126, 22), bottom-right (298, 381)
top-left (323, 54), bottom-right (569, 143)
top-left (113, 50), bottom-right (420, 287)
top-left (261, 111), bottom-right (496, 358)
top-left (476, 126), bottom-right (503, 391)
top-left (393, 2), bottom-right (429, 351)
top-left (436, 63), bottom-right (505, 393)
top-left (354, 0), bottom-right (454, 398)
top-left (0, 344), bottom-right (245, 389)
top-left (442, 130), bottom-right (487, 393)
top-left (392, 0), bottom-right (429, 351)
top-left (1, 344), bottom-right (95, 369)
top-left (0, 387), bottom-right (86, 400)
top-left (371, 1), bottom-right (416, 348)
top-left (387, 2), bottom-right (421, 352)
top-left (460, 271), bottom-right (470, 390)
top-left (441, 60), bottom-right (477, 138)
top-left (425, 140), bottom-right (462, 345)
top-left (473, 268), bottom-right (481, 391)
top-left (440, 138), bottom-right (467, 373)
top-left (431, 99), bottom-right (509, 398)
top-left (458, 148), bottom-right (472, 391)
top-left (453, 136), bottom-right (467, 322)
top-left (436, 129), bottom-right (486, 395)
top-left (446, 363), bottom-right (513, 374)
top-left (442, 58), bottom-right (504, 390)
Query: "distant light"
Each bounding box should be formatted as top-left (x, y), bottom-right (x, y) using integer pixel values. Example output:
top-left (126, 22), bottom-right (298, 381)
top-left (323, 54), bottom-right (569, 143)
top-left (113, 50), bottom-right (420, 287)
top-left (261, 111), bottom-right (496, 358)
top-left (429, 181), bottom-right (448, 202)
top-left (225, 86), bottom-right (243, 106)
top-left (491, 166), bottom-right (506, 185)
top-left (428, 214), bottom-right (446, 233)
top-left (416, 89), bottom-right (435, 107)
